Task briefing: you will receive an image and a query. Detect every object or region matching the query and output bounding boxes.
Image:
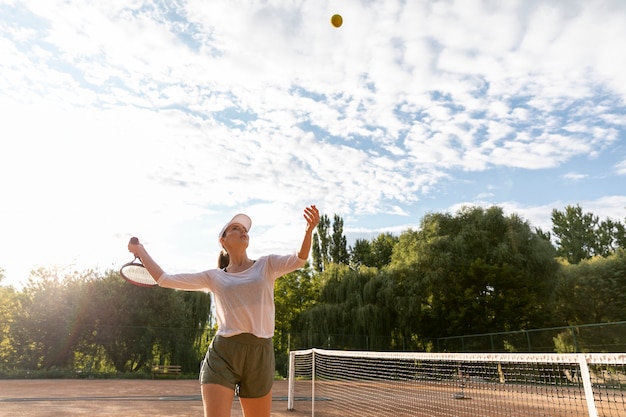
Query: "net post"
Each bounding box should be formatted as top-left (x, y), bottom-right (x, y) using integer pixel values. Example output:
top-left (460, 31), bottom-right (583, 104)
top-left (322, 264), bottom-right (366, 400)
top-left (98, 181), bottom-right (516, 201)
top-left (312, 349), bottom-right (316, 417)
top-left (287, 351), bottom-right (296, 411)
top-left (578, 354), bottom-right (598, 417)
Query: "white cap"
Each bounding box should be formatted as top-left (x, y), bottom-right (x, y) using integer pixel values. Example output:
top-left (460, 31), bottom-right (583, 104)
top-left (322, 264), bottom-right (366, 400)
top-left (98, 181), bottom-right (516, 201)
top-left (218, 213), bottom-right (252, 243)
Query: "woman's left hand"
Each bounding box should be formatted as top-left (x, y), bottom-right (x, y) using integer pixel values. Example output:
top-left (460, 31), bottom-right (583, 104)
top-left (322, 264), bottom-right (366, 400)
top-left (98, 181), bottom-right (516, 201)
top-left (303, 205), bottom-right (320, 232)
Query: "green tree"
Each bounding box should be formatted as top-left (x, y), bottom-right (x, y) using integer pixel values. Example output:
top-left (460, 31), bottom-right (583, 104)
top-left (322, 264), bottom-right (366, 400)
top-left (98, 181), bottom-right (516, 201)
top-left (87, 270), bottom-right (211, 373)
top-left (555, 250), bottom-right (626, 325)
top-left (596, 218), bottom-right (626, 256)
top-left (551, 205), bottom-right (625, 263)
top-left (350, 233), bottom-right (398, 269)
top-left (0, 275), bottom-right (20, 371)
top-left (370, 233), bottom-right (398, 268)
top-left (312, 214), bottom-right (349, 272)
top-left (274, 265), bottom-right (318, 339)
top-left (393, 206), bottom-right (559, 341)
top-left (389, 227), bottom-right (421, 269)
top-left (298, 264), bottom-right (400, 350)
top-left (534, 226), bottom-right (552, 243)
top-left (273, 263), bottom-right (318, 374)
top-left (350, 238), bottom-right (373, 269)
top-left (10, 268), bottom-right (99, 370)
top-left (312, 214), bottom-right (331, 272)
top-left (8, 267), bottom-right (211, 373)
top-left (330, 214), bottom-right (349, 265)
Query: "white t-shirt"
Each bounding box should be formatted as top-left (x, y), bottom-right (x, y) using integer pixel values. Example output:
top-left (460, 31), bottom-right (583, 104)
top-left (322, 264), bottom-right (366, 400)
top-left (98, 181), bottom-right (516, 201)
top-left (157, 254), bottom-right (306, 338)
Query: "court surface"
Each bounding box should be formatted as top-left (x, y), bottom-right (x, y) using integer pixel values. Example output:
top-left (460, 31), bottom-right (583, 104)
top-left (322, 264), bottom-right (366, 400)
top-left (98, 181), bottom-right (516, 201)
top-left (0, 379), bottom-right (310, 417)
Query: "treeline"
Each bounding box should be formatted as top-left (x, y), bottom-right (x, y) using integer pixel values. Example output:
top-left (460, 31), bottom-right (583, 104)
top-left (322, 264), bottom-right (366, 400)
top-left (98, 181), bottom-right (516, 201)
top-left (1, 204), bottom-right (625, 377)
top-left (0, 269), bottom-right (211, 375)
top-left (282, 204), bottom-right (626, 353)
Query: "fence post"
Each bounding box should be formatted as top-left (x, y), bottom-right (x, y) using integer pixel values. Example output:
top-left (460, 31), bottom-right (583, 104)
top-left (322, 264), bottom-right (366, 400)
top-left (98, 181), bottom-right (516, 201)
top-left (312, 349), bottom-right (316, 417)
top-left (571, 326), bottom-right (580, 353)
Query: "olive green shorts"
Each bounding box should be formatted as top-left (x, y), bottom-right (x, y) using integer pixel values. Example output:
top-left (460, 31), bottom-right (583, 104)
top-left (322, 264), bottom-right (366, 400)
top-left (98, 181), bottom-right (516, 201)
top-left (199, 333), bottom-right (275, 398)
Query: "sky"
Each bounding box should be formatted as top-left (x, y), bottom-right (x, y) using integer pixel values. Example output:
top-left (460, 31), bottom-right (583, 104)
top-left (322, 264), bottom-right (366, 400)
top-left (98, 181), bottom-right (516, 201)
top-left (1, 0), bottom-right (625, 288)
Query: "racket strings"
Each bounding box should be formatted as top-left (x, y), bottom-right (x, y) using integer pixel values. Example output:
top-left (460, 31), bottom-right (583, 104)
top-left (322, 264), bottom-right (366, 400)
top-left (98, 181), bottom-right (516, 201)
top-left (121, 263), bottom-right (156, 286)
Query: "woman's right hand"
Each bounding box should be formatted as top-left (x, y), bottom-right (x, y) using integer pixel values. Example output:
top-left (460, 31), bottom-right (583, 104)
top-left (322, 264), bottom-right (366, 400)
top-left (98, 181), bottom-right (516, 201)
top-left (128, 237), bottom-right (144, 258)
top-left (125, 237), bottom-right (166, 282)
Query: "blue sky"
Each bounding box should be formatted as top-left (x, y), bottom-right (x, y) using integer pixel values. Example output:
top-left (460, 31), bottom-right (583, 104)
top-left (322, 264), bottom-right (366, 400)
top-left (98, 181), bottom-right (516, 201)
top-left (1, 0), bottom-right (625, 288)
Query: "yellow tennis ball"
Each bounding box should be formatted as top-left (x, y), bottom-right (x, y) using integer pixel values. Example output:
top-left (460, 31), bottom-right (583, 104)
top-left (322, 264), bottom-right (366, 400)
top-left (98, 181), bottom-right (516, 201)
top-left (331, 14), bottom-right (343, 28)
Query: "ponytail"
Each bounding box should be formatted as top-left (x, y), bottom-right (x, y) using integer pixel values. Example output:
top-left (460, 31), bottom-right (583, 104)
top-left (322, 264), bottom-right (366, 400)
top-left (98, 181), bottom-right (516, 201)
top-left (218, 250), bottom-right (229, 269)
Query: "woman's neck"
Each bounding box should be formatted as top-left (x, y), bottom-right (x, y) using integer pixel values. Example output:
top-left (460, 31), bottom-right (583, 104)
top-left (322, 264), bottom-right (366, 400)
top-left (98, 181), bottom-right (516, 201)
top-left (225, 251), bottom-right (253, 273)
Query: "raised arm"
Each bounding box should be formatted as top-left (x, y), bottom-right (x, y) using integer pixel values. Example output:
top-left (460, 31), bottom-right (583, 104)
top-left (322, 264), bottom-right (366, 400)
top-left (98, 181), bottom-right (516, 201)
top-left (298, 205), bottom-right (320, 260)
top-left (127, 239), bottom-right (166, 281)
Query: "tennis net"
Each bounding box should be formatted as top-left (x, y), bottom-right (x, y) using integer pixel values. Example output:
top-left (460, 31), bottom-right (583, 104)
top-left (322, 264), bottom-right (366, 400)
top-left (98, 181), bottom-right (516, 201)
top-left (288, 349), bottom-right (626, 417)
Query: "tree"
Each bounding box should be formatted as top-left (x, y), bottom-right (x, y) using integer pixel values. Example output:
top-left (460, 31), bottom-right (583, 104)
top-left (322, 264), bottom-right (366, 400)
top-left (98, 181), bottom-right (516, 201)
top-left (350, 238), bottom-right (373, 269)
top-left (370, 233), bottom-right (398, 268)
top-left (87, 270), bottom-right (211, 373)
top-left (10, 268), bottom-right (99, 370)
top-left (274, 265), bottom-right (318, 338)
top-left (596, 218), bottom-right (626, 256)
top-left (273, 264), bottom-right (318, 374)
top-left (555, 250), bottom-right (626, 325)
top-left (350, 233), bottom-right (398, 269)
top-left (551, 205), bottom-right (626, 263)
top-left (312, 214), bottom-right (348, 271)
top-left (297, 265), bottom-right (400, 350)
top-left (0, 280), bottom-right (19, 371)
top-left (388, 228), bottom-right (421, 269)
top-left (392, 206), bottom-right (559, 341)
top-left (312, 214), bottom-right (331, 272)
top-left (330, 214), bottom-right (349, 265)
top-left (6, 267), bottom-right (211, 373)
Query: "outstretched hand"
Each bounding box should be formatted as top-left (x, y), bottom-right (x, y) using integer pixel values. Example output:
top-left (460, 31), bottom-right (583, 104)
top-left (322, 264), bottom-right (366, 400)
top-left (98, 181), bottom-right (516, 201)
top-left (303, 205), bottom-right (320, 232)
top-left (298, 205), bottom-right (320, 260)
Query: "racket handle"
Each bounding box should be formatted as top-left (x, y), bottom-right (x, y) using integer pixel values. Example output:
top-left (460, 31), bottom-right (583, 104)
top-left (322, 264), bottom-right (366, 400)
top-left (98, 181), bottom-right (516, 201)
top-left (129, 237), bottom-right (139, 245)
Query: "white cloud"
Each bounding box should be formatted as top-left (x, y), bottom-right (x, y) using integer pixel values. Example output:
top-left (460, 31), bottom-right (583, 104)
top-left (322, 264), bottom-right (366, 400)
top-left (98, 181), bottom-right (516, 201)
top-left (1, 0), bottom-right (625, 287)
top-left (562, 172), bottom-right (588, 181)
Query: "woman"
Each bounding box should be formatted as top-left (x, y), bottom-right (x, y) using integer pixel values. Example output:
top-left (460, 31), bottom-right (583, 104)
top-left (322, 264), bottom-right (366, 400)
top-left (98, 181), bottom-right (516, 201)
top-left (127, 205), bottom-right (320, 417)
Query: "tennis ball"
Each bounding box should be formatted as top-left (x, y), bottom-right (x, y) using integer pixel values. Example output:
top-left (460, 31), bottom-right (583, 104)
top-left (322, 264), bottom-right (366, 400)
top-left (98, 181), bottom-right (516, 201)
top-left (331, 14), bottom-right (343, 28)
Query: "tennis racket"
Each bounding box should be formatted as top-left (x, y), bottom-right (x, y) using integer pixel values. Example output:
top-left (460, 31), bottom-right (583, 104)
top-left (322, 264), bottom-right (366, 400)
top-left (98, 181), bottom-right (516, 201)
top-left (120, 237), bottom-right (158, 287)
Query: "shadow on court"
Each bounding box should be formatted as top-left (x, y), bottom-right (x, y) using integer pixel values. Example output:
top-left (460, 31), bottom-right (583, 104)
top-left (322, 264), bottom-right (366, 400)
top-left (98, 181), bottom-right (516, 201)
top-left (0, 379), bottom-right (311, 417)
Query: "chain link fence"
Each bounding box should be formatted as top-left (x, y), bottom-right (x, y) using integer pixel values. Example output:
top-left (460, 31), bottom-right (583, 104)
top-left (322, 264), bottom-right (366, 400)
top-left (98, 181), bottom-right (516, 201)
top-left (282, 321), bottom-right (626, 354)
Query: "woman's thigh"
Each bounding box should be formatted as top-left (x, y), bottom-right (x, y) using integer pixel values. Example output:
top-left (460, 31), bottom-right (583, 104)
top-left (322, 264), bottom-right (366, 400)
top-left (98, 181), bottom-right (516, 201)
top-left (201, 383), bottom-right (235, 417)
top-left (239, 390), bottom-right (272, 417)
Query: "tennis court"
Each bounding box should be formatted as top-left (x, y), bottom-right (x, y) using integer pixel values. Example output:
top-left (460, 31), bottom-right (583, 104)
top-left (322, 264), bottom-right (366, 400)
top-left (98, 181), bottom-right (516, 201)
top-left (289, 379), bottom-right (614, 417)
top-left (3, 362), bottom-right (626, 417)
top-left (0, 379), bottom-right (307, 417)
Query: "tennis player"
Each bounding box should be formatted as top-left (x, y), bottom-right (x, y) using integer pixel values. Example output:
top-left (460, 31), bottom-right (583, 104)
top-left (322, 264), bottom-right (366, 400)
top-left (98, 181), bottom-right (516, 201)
top-left (127, 205), bottom-right (320, 417)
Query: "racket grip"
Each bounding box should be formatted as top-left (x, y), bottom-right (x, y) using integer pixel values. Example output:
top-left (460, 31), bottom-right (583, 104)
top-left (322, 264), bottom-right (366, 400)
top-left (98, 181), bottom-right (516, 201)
top-left (129, 237), bottom-right (139, 245)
